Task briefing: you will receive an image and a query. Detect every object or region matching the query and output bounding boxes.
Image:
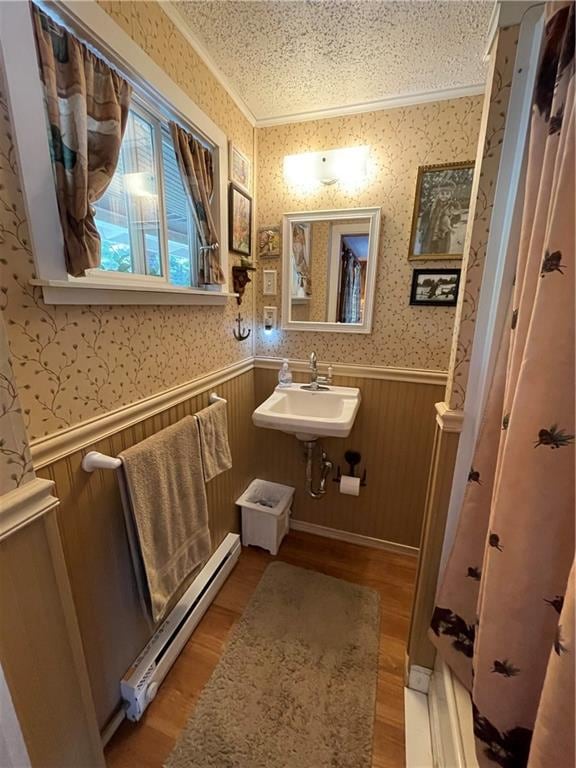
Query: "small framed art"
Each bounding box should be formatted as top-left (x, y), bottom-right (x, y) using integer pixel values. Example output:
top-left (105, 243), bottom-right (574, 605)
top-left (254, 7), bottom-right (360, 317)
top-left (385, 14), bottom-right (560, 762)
top-left (410, 268), bottom-right (461, 307)
top-left (258, 226), bottom-right (281, 258)
top-left (229, 142), bottom-right (250, 192)
top-left (228, 183), bottom-right (252, 257)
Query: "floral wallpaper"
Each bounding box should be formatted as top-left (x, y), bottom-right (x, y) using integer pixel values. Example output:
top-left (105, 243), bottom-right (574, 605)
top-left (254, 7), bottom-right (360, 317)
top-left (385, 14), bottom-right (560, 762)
top-left (446, 26), bottom-right (519, 411)
top-left (0, 1), bottom-right (254, 441)
top-left (0, 315), bottom-right (34, 493)
top-left (254, 96), bottom-right (483, 369)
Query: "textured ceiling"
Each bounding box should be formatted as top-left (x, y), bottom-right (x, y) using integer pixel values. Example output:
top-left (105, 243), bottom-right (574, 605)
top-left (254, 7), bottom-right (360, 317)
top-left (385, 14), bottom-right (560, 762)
top-left (173, 0), bottom-right (493, 122)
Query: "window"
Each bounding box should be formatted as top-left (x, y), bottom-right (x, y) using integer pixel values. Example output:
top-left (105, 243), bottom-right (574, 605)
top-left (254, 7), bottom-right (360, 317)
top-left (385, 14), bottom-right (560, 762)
top-left (1, 0), bottom-right (231, 305)
top-left (93, 101), bottom-right (200, 288)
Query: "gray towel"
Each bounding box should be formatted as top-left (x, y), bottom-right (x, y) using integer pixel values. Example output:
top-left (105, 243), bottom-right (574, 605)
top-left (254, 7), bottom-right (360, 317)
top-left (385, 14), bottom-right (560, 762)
top-left (195, 400), bottom-right (233, 482)
top-left (119, 416), bottom-right (211, 623)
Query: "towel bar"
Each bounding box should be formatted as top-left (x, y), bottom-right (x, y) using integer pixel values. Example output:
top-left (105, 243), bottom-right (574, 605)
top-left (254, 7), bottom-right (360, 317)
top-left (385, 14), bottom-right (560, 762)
top-left (82, 392), bottom-right (227, 472)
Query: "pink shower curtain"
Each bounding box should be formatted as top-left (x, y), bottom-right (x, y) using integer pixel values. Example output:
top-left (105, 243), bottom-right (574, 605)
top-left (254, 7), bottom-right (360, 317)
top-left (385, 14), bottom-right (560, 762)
top-left (430, 4), bottom-right (574, 767)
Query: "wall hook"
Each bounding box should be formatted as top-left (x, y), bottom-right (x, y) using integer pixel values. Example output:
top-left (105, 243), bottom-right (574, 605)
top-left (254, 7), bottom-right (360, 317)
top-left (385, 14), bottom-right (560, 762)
top-left (233, 312), bottom-right (251, 341)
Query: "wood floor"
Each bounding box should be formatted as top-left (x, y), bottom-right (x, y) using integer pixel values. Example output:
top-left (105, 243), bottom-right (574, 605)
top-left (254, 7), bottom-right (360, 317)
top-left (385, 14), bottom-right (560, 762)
top-left (105, 530), bottom-right (418, 768)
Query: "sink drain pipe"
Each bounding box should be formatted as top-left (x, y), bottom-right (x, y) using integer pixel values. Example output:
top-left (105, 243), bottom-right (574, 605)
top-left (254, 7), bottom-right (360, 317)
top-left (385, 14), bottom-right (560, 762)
top-left (303, 441), bottom-right (332, 499)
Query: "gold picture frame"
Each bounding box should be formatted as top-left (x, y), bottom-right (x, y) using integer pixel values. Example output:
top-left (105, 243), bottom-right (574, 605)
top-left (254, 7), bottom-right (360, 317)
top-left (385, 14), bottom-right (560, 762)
top-left (408, 161), bottom-right (474, 261)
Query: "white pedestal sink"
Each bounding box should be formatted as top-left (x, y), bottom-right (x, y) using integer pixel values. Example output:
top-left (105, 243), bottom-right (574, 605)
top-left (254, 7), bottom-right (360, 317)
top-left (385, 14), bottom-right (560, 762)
top-left (252, 383), bottom-right (361, 441)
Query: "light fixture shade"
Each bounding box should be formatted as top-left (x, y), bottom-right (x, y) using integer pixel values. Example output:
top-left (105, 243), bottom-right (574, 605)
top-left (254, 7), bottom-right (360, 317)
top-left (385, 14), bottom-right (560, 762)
top-left (284, 146), bottom-right (369, 190)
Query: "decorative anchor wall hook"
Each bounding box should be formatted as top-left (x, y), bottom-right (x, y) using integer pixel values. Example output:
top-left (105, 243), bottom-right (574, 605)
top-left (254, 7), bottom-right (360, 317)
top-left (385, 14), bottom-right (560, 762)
top-left (233, 312), bottom-right (251, 341)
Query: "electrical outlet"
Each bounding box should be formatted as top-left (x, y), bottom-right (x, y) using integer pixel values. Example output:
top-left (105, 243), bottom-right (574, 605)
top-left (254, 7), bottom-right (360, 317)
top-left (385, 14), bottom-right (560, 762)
top-left (263, 306), bottom-right (277, 332)
top-left (263, 269), bottom-right (277, 296)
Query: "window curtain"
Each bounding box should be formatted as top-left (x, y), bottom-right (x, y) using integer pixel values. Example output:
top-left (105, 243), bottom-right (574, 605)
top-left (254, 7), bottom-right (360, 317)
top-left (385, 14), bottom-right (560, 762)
top-left (32, 6), bottom-right (131, 277)
top-left (170, 122), bottom-right (224, 285)
top-left (430, 4), bottom-right (574, 768)
top-left (338, 246), bottom-right (361, 323)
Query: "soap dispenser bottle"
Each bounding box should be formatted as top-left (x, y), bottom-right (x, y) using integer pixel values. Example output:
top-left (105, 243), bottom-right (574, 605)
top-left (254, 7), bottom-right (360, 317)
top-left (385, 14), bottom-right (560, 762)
top-left (278, 359), bottom-right (293, 387)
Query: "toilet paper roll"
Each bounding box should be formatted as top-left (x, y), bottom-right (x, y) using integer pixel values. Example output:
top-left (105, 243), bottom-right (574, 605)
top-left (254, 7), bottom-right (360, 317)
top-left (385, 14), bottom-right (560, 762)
top-left (339, 475), bottom-right (361, 496)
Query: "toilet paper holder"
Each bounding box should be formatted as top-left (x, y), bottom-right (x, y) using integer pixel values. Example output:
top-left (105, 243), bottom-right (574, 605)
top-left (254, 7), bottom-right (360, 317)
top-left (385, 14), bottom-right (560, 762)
top-left (333, 450), bottom-right (367, 487)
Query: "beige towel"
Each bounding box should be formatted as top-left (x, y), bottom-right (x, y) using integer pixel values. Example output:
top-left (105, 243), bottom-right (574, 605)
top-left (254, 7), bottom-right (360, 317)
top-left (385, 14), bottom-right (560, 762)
top-left (119, 416), bottom-right (211, 623)
top-left (195, 400), bottom-right (233, 482)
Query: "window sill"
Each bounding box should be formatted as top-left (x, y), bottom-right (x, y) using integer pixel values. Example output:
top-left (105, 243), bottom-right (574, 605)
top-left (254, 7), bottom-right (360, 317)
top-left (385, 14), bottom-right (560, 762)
top-left (30, 279), bottom-right (238, 306)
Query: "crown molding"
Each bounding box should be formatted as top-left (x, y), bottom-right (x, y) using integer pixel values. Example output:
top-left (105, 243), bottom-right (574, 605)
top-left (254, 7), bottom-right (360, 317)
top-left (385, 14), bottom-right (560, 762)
top-left (254, 83), bottom-right (486, 128)
top-left (159, 5), bottom-right (485, 129)
top-left (161, 2), bottom-right (257, 127)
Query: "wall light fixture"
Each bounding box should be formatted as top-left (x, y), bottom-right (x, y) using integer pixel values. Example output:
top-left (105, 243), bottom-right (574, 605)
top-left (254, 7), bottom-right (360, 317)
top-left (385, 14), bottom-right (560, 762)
top-left (283, 146), bottom-right (369, 190)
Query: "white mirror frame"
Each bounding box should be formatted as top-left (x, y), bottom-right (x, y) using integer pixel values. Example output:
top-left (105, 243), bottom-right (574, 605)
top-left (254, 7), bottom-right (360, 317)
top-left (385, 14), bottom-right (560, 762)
top-left (282, 207), bottom-right (381, 334)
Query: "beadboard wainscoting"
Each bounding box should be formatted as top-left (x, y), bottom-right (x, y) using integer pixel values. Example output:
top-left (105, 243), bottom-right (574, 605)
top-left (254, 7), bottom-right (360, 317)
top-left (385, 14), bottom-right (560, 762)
top-left (34, 368), bottom-right (257, 730)
top-left (254, 363), bottom-right (446, 549)
top-left (0, 480), bottom-right (104, 767)
top-left (28, 356), bottom-right (446, 733)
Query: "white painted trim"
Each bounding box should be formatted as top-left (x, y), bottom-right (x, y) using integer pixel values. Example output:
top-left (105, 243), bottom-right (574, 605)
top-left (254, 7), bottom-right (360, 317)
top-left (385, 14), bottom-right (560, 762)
top-left (161, 1), bottom-right (256, 128)
top-left (0, 0), bottom-right (231, 300)
top-left (28, 355), bottom-right (445, 469)
top-left (32, 280), bottom-right (237, 307)
top-left (282, 207), bottom-right (381, 335)
top-left (435, 402), bottom-right (465, 433)
top-left (0, 0), bottom-right (64, 283)
top-left (408, 664), bottom-right (433, 694)
top-left (256, 83), bottom-right (486, 127)
top-left (0, 665), bottom-right (31, 768)
top-left (29, 357), bottom-right (253, 468)
top-left (289, 519), bottom-right (419, 556)
top-left (440, 4), bottom-right (545, 573)
top-left (100, 708), bottom-right (125, 748)
top-left (428, 659), bottom-right (478, 768)
top-left (0, 478), bottom-right (59, 542)
top-left (254, 356), bottom-right (447, 387)
top-left (404, 688), bottom-right (434, 768)
top-left (484, 3), bottom-right (545, 62)
top-left (164, 3), bottom-right (485, 128)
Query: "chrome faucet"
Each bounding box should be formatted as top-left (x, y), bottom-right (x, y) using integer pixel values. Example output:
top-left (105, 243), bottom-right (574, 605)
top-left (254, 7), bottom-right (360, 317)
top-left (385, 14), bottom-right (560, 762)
top-left (302, 351), bottom-right (332, 391)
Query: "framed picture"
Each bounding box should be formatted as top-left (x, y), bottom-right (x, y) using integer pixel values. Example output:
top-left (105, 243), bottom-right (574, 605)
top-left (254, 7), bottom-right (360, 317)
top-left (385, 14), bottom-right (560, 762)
top-left (258, 226), bottom-right (281, 258)
top-left (228, 183), bottom-right (252, 257)
top-left (408, 161), bottom-right (474, 260)
top-left (410, 268), bottom-right (461, 307)
top-left (228, 142), bottom-right (250, 192)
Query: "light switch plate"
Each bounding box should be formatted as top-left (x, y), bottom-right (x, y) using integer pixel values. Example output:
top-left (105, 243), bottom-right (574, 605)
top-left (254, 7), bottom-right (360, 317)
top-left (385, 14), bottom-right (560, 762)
top-left (262, 269), bottom-right (277, 296)
top-left (263, 306), bottom-right (277, 331)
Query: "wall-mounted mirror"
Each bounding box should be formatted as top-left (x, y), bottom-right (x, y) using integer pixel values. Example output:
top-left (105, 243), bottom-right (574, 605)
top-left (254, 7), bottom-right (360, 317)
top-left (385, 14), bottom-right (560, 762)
top-left (282, 207), bottom-right (381, 333)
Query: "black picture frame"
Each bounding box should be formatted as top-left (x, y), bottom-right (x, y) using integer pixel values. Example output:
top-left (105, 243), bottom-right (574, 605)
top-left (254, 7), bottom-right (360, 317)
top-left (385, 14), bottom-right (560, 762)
top-left (410, 268), bottom-right (461, 307)
top-left (228, 183), bottom-right (252, 257)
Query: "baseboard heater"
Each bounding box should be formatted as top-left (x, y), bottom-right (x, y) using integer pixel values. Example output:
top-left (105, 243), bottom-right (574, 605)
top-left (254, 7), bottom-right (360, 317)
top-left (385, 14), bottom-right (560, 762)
top-left (120, 532), bottom-right (241, 722)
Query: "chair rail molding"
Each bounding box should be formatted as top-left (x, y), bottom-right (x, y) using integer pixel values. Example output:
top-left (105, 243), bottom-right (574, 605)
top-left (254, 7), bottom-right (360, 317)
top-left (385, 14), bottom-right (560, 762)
top-left (30, 357), bottom-right (254, 468)
top-left (435, 402), bottom-right (465, 433)
top-left (0, 478), bottom-right (59, 542)
top-left (254, 357), bottom-right (448, 387)
top-left (30, 356), bottom-right (445, 469)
